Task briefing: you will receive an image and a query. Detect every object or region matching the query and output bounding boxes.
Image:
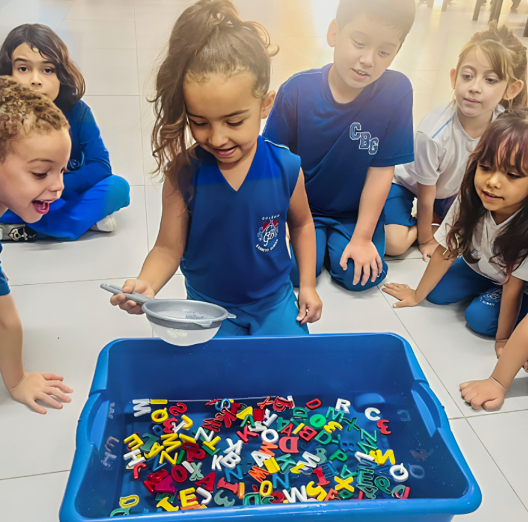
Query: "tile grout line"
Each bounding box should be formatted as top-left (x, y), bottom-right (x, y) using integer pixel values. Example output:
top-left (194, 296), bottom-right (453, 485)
top-left (465, 419), bottom-right (528, 513)
top-left (0, 469), bottom-right (70, 482)
top-left (374, 283), bottom-right (466, 419)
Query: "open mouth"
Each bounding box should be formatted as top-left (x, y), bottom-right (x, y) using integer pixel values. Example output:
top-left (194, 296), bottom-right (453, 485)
top-left (214, 146), bottom-right (238, 158)
top-left (352, 68), bottom-right (370, 78)
top-left (32, 200), bottom-right (51, 214)
top-left (482, 191), bottom-right (502, 201)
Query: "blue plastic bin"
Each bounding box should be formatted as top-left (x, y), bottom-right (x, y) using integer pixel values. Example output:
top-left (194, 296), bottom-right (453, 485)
top-left (60, 333), bottom-right (481, 521)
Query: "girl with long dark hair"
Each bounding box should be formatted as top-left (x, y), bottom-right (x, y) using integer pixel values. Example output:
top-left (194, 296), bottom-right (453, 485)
top-left (384, 109), bottom-right (528, 367)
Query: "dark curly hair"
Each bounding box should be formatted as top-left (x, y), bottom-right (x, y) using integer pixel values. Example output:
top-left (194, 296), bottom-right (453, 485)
top-left (0, 24), bottom-right (85, 113)
top-left (0, 76), bottom-right (69, 162)
top-left (446, 109), bottom-right (528, 276)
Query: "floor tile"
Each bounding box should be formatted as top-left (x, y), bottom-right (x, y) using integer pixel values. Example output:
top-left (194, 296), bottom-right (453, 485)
top-left (65, 0), bottom-right (135, 21)
top-left (72, 48), bottom-right (139, 96)
top-left (380, 259), bottom-right (528, 416)
top-left (1, 186), bottom-right (148, 286)
top-left (469, 411), bottom-right (528, 510)
top-left (0, 278), bottom-right (153, 480)
top-left (56, 19), bottom-right (136, 49)
top-left (450, 419), bottom-right (528, 521)
top-left (0, 472), bottom-right (70, 521)
top-left (0, 18), bottom-right (62, 44)
top-left (83, 95), bottom-right (145, 186)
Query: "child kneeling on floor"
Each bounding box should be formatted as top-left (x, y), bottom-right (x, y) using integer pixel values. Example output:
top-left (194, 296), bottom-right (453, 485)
top-left (384, 110), bottom-right (528, 379)
top-left (0, 24), bottom-right (130, 242)
top-left (0, 77), bottom-right (73, 412)
top-left (110, 0), bottom-right (322, 336)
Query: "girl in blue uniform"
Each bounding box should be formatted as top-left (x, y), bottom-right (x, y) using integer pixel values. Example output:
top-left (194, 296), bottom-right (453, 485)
top-left (111, 0), bottom-right (322, 336)
top-left (0, 24), bottom-right (130, 241)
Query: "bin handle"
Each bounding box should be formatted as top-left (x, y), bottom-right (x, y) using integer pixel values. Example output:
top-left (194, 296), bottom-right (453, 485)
top-left (412, 381), bottom-right (445, 436)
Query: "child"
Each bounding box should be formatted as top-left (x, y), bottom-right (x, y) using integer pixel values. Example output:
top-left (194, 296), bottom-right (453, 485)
top-left (385, 23), bottom-right (526, 260)
top-left (0, 24), bottom-right (130, 242)
top-left (263, 0), bottom-right (416, 291)
top-left (460, 313), bottom-right (528, 411)
top-left (384, 110), bottom-right (528, 362)
top-left (0, 77), bottom-right (73, 413)
top-left (110, 0), bottom-right (322, 336)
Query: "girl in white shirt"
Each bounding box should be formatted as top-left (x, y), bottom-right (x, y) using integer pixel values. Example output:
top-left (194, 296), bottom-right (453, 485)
top-left (383, 111), bottom-right (528, 401)
top-left (385, 23), bottom-right (526, 260)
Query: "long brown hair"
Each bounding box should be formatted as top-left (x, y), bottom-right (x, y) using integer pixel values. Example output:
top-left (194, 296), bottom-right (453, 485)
top-left (455, 22), bottom-right (527, 108)
top-left (446, 109), bottom-right (528, 276)
top-left (0, 24), bottom-right (85, 112)
top-left (151, 0), bottom-right (277, 185)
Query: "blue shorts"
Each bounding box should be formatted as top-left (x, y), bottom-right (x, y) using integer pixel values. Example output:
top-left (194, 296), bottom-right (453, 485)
top-left (384, 184), bottom-right (456, 227)
top-left (185, 280), bottom-right (309, 337)
top-left (290, 215), bottom-right (388, 292)
top-left (0, 243), bottom-right (10, 296)
top-left (427, 257), bottom-right (528, 336)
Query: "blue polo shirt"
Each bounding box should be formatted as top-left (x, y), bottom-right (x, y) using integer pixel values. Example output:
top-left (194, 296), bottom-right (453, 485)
top-left (0, 242), bottom-right (10, 296)
top-left (263, 64), bottom-right (414, 219)
top-left (181, 136), bottom-right (300, 306)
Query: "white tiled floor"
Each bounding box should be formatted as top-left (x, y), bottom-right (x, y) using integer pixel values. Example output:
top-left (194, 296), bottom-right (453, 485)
top-left (1, 0), bottom-right (528, 520)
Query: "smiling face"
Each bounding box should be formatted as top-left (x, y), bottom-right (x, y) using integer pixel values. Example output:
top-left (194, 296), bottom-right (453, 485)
top-left (474, 153), bottom-right (528, 224)
top-left (183, 71), bottom-right (275, 168)
top-left (0, 128), bottom-right (70, 222)
top-left (327, 13), bottom-right (401, 103)
top-left (451, 48), bottom-right (523, 120)
top-left (11, 42), bottom-right (61, 101)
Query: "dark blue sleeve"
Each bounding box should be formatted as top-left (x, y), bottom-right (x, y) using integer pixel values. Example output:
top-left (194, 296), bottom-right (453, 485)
top-left (0, 245), bottom-right (10, 296)
top-left (63, 102), bottom-right (112, 196)
top-left (371, 78), bottom-right (415, 168)
top-left (263, 83), bottom-right (298, 154)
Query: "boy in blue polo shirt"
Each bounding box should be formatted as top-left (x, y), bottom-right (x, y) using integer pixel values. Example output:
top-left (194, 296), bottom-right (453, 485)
top-left (264, 0), bottom-right (415, 291)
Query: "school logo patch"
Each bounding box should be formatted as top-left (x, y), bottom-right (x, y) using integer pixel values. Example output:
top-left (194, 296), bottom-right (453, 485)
top-left (256, 215), bottom-right (280, 252)
top-left (350, 122), bottom-right (379, 155)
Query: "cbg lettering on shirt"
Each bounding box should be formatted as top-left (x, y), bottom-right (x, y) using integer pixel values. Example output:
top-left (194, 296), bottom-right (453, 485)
top-left (263, 64), bottom-right (414, 219)
top-left (394, 103), bottom-right (504, 199)
top-left (181, 136), bottom-right (300, 307)
top-left (435, 197), bottom-right (528, 288)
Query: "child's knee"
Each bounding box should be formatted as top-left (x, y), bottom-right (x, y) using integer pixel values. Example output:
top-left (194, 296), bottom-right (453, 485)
top-left (332, 262), bottom-right (388, 292)
top-left (465, 302), bottom-right (497, 337)
top-left (385, 225), bottom-right (415, 257)
top-left (107, 175), bottom-right (130, 206)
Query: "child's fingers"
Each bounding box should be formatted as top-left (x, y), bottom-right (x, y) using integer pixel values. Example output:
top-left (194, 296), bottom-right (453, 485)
top-left (297, 303), bottom-right (307, 323)
top-left (37, 392), bottom-right (63, 410)
top-left (370, 260), bottom-right (379, 283)
top-left (360, 264), bottom-right (370, 286)
top-left (482, 397), bottom-right (503, 411)
top-left (27, 399), bottom-right (47, 415)
top-left (41, 373), bottom-right (64, 381)
top-left (44, 387), bottom-right (71, 403)
top-left (339, 251), bottom-right (349, 271)
top-left (524, 361), bottom-right (528, 372)
top-left (45, 380), bottom-right (73, 394)
top-left (122, 279), bottom-right (138, 294)
top-left (376, 255), bottom-right (384, 278)
top-left (459, 382), bottom-right (470, 390)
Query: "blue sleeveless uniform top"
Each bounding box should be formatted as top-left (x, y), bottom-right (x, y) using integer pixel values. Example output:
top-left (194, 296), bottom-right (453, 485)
top-left (181, 136), bottom-right (300, 307)
top-left (0, 242), bottom-right (10, 296)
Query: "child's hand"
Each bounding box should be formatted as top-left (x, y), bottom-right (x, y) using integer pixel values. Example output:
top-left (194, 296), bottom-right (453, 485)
top-left (418, 239), bottom-right (439, 262)
top-left (9, 372), bottom-right (73, 415)
top-left (110, 279), bottom-right (155, 315)
top-left (460, 377), bottom-right (506, 411)
top-left (340, 237), bottom-right (383, 286)
top-left (382, 283), bottom-right (420, 308)
top-left (495, 339), bottom-right (508, 358)
top-left (297, 287), bottom-right (323, 325)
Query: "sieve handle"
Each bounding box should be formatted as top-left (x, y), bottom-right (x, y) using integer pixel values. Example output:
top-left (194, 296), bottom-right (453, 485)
top-left (100, 283), bottom-right (155, 306)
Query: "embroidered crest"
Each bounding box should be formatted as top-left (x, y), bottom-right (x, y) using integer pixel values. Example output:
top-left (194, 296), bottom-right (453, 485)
top-left (256, 215), bottom-right (280, 252)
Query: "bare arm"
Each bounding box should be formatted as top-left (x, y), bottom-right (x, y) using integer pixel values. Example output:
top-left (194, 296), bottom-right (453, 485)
top-left (416, 182), bottom-right (439, 260)
top-left (461, 311), bottom-right (528, 411)
top-left (0, 294), bottom-right (72, 413)
top-left (288, 169), bottom-right (322, 324)
top-left (495, 276), bottom-right (525, 355)
top-left (383, 244), bottom-right (456, 307)
top-left (340, 166), bottom-right (394, 285)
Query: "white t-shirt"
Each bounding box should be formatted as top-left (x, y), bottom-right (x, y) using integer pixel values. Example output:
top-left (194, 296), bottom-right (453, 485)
top-left (435, 198), bottom-right (528, 286)
top-left (394, 103), bottom-right (504, 200)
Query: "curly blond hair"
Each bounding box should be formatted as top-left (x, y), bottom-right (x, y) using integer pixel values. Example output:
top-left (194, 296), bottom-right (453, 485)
top-left (0, 76), bottom-right (69, 162)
